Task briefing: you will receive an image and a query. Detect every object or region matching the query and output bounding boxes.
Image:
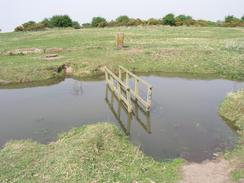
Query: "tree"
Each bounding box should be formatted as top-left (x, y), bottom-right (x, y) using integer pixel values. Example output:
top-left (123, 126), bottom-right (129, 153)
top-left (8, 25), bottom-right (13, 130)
top-left (41, 18), bottom-right (52, 28)
top-left (91, 17), bottom-right (107, 27)
top-left (50, 15), bottom-right (73, 27)
top-left (225, 15), bottom-right (238, 23)
top-left (224, 15), bottom-right (241, 27)
top-left (82, 23), bottom-right (91, 28)
top-left (72, 21), bottom-right (81, 29)
top-left (163, 13), bottom-right (176, 26)
top-left (15, 26), bottom-right (24, 32)
top-left (116, 15), bottom-right (130, 26)
top-left (241, 15), bottom-right (244, 21)
top-left (175, 15), bottom-right (192, 26)
top-left (147, 18), bottom-right (161, 25)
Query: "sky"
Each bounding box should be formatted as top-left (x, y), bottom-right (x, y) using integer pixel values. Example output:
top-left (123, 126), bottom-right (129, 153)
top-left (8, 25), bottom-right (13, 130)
top-left (0, 0), bottom-right (244, 32)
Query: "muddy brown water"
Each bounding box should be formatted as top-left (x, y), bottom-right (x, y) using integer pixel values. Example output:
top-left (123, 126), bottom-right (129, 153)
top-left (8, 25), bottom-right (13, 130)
top-left (0, 76), bottom-right (243, 162)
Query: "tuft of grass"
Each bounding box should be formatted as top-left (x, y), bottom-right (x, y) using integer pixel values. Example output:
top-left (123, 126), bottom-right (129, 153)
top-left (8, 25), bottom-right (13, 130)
top-left (0, 123), bottom-right (183, 183)
top-left (219, 90), bottom-right (244, 182)
top-left (0, 26), bottom-right (244, 85)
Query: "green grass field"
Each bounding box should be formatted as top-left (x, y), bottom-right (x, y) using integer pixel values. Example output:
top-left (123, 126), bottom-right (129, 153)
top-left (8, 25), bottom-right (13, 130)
top-left (0, 123), bottom-right (182, 183)
top-left (0, 26), bottom-right (244, 85)
top-left (219, 90), bottom-right (244, 181)
top-left (0, 26), bottom-right (244, 182)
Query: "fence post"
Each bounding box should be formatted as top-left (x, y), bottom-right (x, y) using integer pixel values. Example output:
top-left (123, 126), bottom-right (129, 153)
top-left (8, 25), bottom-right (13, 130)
top-left (135, 79), bottom-right (139, 99)
top-left (110, 77), bottom-right (114, 91)
top-left (146, 86), bottom-right (153, 111)
top-left (116, 32), bottom-right (124, 49)
top-left (118, 82), bottom-right (121, 100)
top-left (126, 88), bottom-right (132, 113)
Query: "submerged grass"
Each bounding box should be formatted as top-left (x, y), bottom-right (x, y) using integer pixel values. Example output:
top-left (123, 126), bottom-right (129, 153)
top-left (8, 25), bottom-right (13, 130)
top-left (0, 26), bottom-right (244, 85)
top-left (0, 123), bottom-right (183, 183)
top-left (219, 90), bottom-right (244, 181)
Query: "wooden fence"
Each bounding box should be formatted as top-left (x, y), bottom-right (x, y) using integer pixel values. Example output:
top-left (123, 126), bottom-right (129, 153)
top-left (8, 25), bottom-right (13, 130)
top-left (104, 66), bottom-right (152, 113)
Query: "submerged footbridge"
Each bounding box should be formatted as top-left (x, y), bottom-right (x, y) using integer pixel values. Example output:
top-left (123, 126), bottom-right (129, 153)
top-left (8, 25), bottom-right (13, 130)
top-left (104, 66), bottom-right (153, 113)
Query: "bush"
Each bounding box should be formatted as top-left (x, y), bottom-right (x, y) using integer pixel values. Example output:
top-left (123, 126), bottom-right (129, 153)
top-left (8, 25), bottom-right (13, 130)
top-left (175, 15), bottom-right (192, 26)
top-left (14, 25), bottom-right (24, 32)
top-left (147, 18), bottom-right (161, 25)
top-left (107, 20), bottom-right (117, 27)
top-left (195, 20), bottom-right (217, 27)
top-left (50, 15), bottom-right (73, 27)
top-left (223, 15), bottom-right (242, 27)
top-left (116, 15), bottom-right (130, 26)
top-left (163, 13), bottom-right (176, 26)
top-left (97, 21), bottom-right (107, 28)
top-left (241, 15), bottom-right (244, 21)
top-left (127, 19), bottom-right (137, 26)
top-left (26, 23), bottom-right (46, 31)
top-left (82, 23), bottom-right (92, 28)
top-left (91, 17), bottom-right (107, 27)
top-left (14, 21), bottom-right (47, 32)
top-left (41, 18), bottom-right (52, 28)
top-left (72, 21), bottom-right (81, 29)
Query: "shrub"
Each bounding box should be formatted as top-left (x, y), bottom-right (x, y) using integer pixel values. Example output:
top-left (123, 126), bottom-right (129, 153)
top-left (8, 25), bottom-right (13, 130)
top-left (127, 19), bottom-right (137, 26)
top-left (26, 23), bottom-right (46, 31)
top-left (82, 23), bottom-right (92, 28)
top-left (14, 21), bottom-right (47, 32)
top-left (175, 15), bottom-right (192, 26)
top-left (225, 15), bottom-right (238, 23)
top-left (241, 15), bottom-right (244, 21)
top-left (14, 25), bottom-right (24, 32)
top-left (163, 13), bottom-right (176, 26)
top-left (147, 18), bottom-right (161, 25)
top-left (107, 20), bottom-right (117, 27)
top-left (195, 20), bottom-right (217, 27)
top-left (41, 18), bottom-right (52, 28)
top-left (116, 15), bottom-right (130, 26)
top-left (22, 21), bottom-right (36, 28)
top-left (91, 17), bottom-right (107, 27)
top-left (223, 15), bottom-right (242, 27)
top-left (50, 15), bottom-right (73, 27)
top-left (72, 21), bottom-right (81, 29)
top-left (97, 21), bottom-right (107, 28)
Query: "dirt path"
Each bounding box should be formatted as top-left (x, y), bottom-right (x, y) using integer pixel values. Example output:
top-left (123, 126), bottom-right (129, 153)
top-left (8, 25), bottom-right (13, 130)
top-left (180, 159), bottom-right (234, 183)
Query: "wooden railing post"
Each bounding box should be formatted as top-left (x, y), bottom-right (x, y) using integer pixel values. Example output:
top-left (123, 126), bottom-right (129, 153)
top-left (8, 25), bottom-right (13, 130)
top-left (146, 86), bottom-right (153, 111)
top-left (134, 79), bottom-right (139, 98)
top-left (126, 88), bottom-right (132, 113)
top-left (110, 77), bottom-right (114, 91)
top-left (118, 82), bottom-right (121, 100)
top-left (104, 66), bottom-right (152, 113)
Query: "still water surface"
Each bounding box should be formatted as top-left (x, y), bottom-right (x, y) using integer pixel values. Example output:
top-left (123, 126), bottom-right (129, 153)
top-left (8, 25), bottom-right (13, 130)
top-left (0, 76), bottom-right (243, 162)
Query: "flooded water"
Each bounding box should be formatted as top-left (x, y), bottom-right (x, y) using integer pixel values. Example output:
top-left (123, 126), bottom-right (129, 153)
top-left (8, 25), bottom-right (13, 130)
top-left (0, 76), bottom-right (243, 162)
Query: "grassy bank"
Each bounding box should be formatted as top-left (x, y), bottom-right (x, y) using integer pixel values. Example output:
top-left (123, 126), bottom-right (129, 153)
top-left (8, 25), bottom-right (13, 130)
top-left (0, 123), bottom-right (183, 183)
top-left (219, 90), bottom-right (244, 181)
top-left (0, 26), bottom-right (244, 85)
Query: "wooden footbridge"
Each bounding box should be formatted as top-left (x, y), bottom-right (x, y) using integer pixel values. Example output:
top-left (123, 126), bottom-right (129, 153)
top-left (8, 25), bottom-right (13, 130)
top-left (104, 66), bottom-right (152, 113)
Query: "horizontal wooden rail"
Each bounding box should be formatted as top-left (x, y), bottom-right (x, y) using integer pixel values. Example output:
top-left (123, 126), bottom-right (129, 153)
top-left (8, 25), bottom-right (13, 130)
top-left (118, 66), bottom-right (152, 111)
top-left (105, 67), bottom-right (132, 113)
top-left (105, 66), bottom-right (153, 112)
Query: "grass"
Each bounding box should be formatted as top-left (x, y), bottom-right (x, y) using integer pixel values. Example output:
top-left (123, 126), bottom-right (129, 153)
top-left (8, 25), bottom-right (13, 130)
top-left (0, 26), bottom-right (244, 85)
top-left (0, 123), bottom-right (183, 183)
top-left (219, 90), bottom-right (244, 182)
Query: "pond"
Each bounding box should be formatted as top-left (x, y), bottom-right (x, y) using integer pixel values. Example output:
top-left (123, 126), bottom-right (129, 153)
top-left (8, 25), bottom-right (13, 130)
top-left (0, 76), bottom-right (243, 162)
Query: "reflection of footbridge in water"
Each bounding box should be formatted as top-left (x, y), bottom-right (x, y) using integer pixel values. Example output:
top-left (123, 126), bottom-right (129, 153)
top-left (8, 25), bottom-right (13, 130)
top-left (105, 85), bottom-right (151, 135)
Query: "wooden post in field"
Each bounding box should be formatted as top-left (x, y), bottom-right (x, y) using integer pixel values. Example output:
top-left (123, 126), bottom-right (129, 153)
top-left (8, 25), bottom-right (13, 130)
top-left (116, 32), bottom-right (124, 49)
